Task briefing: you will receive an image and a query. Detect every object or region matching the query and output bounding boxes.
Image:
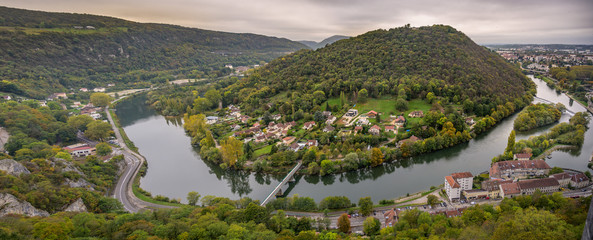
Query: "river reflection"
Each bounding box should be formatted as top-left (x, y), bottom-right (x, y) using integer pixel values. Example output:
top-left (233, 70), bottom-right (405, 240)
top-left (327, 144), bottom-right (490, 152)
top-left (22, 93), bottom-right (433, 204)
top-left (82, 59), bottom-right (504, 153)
top-left (116, 75), bottom-right (593, 203)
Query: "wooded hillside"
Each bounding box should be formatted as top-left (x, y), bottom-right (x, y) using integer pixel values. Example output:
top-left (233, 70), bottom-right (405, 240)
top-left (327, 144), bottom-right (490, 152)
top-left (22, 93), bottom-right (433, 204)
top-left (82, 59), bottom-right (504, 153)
top-left (227, 25), bottom-right (534, 115)
top-left (0, 6), bottom-right (307, 98)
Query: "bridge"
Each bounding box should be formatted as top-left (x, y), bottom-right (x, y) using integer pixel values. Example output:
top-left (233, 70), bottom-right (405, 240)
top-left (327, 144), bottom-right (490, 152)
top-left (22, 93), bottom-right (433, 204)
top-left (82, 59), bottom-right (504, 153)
top-left (532, 96), bottom-right (576, 116)
top-left (260, 161), bottom-right (303, 206)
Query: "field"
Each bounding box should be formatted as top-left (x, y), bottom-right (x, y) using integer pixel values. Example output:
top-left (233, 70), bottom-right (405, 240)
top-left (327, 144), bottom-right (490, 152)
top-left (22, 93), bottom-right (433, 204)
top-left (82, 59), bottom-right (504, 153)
top-left (254, 145), bottom-right (272, 158)
top-left (354, 96), bottom-right (399, 115)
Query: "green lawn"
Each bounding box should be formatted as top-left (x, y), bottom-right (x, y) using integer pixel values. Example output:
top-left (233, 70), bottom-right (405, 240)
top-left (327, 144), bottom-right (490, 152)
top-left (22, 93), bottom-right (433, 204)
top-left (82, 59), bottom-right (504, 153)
top-left (354, 96), bottom-right (398, 115)
top-left (254, 145), bottom-right (273, 158)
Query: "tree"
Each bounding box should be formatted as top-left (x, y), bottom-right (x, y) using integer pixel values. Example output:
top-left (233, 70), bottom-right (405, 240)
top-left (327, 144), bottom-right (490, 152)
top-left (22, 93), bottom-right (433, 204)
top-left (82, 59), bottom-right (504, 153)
top-left (54, 152), bottom-right (72, 161)
top-left (549, 167), bottom-right (564, 175)
top-left (506, 130), bottom-right (515, 153)
top-left (395, 98), bottom-right (409, 112)
top-left (204, 89), bottom-right (222, 109)
top-left (220, 137), bottom-right (243, 168)
top-left (359, 197), bottom-right (373, 216)
top-left (95, 142), bottom-right (112, 156)
top-left (68, 115), bottom-right (94, 131)
top-left (337, 213), bottom-right (350, 233)
top-left (426, 92), bottom-right (436, 104)
top-left (85, 121), bottom-right (113, 141)
top-left (363, 217), bottom-right (381, 236)
top-left (370, 148), bottom-right (383, 167)
top-left (90, 93), bottom-right (111, 108)
top-left (193, 97), bottom-right (211, 112)
top-left (358, 89), bottom-right (368, 103)
top-left (427, 194), bottom-right (439, 207)
top-left (187, 191), bottom-right (201, 206)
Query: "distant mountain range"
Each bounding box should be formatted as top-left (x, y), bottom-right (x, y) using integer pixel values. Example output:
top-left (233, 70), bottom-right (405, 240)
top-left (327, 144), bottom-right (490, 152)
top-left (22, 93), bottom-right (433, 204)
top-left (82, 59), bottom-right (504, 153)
top-left (298, 35), bottom-right (350, 50)
top-left (0, 6), bottom-right (308, 98)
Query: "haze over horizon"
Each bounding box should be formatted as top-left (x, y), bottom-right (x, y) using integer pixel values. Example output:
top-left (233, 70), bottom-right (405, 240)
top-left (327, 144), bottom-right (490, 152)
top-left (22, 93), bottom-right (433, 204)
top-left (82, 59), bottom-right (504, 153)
top-left (1, 0), bottom-right (592, 44)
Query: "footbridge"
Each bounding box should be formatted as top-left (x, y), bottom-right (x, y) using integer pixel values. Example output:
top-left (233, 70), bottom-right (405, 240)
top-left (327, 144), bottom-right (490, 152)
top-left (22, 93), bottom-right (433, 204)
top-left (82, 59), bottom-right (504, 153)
top-left (533, 96), bottom-right (576, 116)
top-left (260, 161), bottom-right (303, 206)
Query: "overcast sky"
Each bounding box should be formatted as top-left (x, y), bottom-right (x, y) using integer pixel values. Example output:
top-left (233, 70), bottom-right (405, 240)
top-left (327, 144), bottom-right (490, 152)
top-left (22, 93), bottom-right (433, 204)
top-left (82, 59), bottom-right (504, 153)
top-left (2, 0), bottom-right (592, 44)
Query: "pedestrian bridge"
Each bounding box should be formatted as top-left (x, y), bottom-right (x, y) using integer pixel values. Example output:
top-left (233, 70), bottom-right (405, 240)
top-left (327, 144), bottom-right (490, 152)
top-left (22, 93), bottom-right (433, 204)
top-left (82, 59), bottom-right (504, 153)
top-left (533, 96), bottom-right (576, 116)
top-left (260, 161), bottom-right (303, 206)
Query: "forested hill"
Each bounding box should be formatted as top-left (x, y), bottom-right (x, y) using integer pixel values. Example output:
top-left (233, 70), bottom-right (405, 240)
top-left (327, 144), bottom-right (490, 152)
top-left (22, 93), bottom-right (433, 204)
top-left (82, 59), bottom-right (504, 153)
top-left (0, 6), bottom-right (307, 98)
top-left (232, 25), bottom-right (534, 114)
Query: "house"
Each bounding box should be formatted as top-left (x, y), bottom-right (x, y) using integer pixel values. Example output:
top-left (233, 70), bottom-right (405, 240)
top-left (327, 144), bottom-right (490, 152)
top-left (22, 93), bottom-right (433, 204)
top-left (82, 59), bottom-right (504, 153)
top-left (345, 109), bottom-right (358, 117)
top-left (48, 93), bottom-right (68, 100)
top-left (384, 125), bottom-right (396, 133)
top-left (513, 153), bottom-right (532, 161)
top-left (408, 110), bottom-right (424, 118)
top-left (271, 114), bottom-right (282, 121)
top-left (354, 126), bottom-right (363, 134)
top-left (93, 87), bottom-right (106, 92)
top-left (550, 172), bottom-right (573, 188)
top-left (290, 142), bottom-right (307, 152)
top-left (282, 136), bottom-right (296, 145)
top-left (462, 189), bottom-right (488, 200)
top-left (79, 88), bottom-right (89, 92)
top-left (107, 83), bottom-right (115, 87)
top-left (489, 160), bottom-right (551, 180)
top-left (85, 26), bottom-right (95, 29)
top-left (499, 182), bottom-right (521, 198)
top-left (517, 178), bottom-right (560, 195)
top-left (481, 179), bottom-right (513, 199)
top-left (253, 122), bottom-right (261, 128)
top-left (397, 135), bottom-right (421, 146)
top-left (306, 140), bottom-right (318, 147)
top-left (323, 125), bottom-right (335, 132)
top-left (206, 116), bottom-right (219, 124)
top-left (1, 95), bottom-right (11, 100)
top-left (64, 144), bottom-right (96, 158)
top-left (367, 111), bottom-right (378, 118)
top-left (570, 172), bottom-right (590, 188)
top-left (90, 113), bottom-right (101, 120)
top-left (444, 172), bottom-right (473, 201)
top-left (240, 115), bottom-right (251, 124)
top-left (303, 121), bottom-right (316, 130)
top-left (357, 118), bottom-right (370, 125)
top-left (383, 208), bottom-right (400, 227)
top-left (394, 116), bottom-right (406, 127)
top-left (322, 111), bottom-right (332, 118)
top-left (465, 118), bottom-right (475, 126)
top-left (230, 124), bottom-right (241, 131)
top-left (369, 125), bottom-right (381, 135)
top-left (326, 116), bottom-right (337, 124)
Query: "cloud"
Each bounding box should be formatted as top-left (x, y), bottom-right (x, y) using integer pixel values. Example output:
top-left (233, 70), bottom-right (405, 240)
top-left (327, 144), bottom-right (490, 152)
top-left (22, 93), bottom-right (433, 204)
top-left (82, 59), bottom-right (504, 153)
top-left (1, 0), bottom-right (592, 43)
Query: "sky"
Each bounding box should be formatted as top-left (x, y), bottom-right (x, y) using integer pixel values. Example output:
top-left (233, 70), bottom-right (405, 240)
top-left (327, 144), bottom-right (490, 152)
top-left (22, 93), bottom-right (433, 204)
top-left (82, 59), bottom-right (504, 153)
top-left (1, 0), bottom-right (593, 44)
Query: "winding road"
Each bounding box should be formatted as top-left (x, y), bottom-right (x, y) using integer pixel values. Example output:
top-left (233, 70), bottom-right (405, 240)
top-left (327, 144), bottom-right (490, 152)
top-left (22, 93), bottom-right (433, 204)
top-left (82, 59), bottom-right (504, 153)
top-left (106, 106), bottom-right (176, 212)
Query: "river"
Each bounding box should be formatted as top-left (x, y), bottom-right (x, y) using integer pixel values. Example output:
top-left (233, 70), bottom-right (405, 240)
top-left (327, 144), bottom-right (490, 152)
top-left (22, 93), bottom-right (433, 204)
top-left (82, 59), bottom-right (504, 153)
top-left (115, 75), bottom-right (593, 203)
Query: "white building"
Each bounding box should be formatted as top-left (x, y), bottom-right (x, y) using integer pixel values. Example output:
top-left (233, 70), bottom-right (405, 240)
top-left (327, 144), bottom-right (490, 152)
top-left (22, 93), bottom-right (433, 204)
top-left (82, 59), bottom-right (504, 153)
top-left (444, 172), bottom-right (473, 201)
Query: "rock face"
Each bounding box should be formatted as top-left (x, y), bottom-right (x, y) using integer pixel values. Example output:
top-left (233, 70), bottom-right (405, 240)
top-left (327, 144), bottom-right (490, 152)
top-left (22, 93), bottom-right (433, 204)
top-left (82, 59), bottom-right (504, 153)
top-left (64, 198), bottom-right (88, 213)
top-left (51, 158), bottom-right (85, 176)
top-left (0, 193), bottom-right (49, 217)
top-left (64, 178), bottom-right (95, 191)
top-left (0, 159), bottom-right (31, 177)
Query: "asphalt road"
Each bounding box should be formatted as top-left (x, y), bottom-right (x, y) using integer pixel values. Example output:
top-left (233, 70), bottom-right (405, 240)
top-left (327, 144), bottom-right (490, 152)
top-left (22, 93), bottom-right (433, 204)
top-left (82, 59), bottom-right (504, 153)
top-left (106, 106), bottom-right (175, 213)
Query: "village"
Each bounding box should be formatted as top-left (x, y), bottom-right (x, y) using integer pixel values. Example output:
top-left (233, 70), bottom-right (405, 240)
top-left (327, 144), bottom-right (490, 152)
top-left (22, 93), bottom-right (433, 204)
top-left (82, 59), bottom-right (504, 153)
top-left (379, 152), bottom-right (592, 228)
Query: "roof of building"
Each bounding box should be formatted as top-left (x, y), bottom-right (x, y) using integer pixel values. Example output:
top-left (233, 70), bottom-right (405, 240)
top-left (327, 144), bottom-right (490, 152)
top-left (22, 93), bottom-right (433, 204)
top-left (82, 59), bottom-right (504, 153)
top-left (491, 160), bottom-right (551, 175)
top-left (385, 125), bottom-right (395, 130)
top-left (514, 153), bottom-right (533, 159)
top-left (551, 172), bottom-right (572, 181)
top-left (65, 146), bottom-right (95, 152)
top-left (571, 173), bottom-right (589, 183)
top-left (451, 172), bottom-right (473, 179)
top-left (482, 179), bottom-right (513, 191)
top-left (445, 175), bottom-right (460, 188)
top-left (370, 125), bottom-right (381, 130)
top-left (517, 178), bottom-right (560, 190)
top-left (463, 189), bottom-right (488, 194)
top-left (500, 182), bottom-right (521, 195)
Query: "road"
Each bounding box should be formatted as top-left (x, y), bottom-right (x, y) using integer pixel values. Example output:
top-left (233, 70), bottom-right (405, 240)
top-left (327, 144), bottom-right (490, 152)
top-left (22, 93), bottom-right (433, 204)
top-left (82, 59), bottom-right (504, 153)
top-left (106, 106), bottom-right (176, 212)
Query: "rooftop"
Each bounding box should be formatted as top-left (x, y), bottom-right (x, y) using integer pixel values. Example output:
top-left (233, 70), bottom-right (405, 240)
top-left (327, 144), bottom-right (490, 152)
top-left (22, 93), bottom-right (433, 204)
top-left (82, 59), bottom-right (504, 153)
top-left (517, 178), bottom-right (560, 189)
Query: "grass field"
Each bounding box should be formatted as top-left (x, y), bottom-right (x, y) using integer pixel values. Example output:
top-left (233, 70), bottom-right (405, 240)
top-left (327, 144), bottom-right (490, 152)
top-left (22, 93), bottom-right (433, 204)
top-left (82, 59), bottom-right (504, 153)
top-left (254, 145), bottom-right (272, 158)
top-left (354, 96), bottom-right (398, 115)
